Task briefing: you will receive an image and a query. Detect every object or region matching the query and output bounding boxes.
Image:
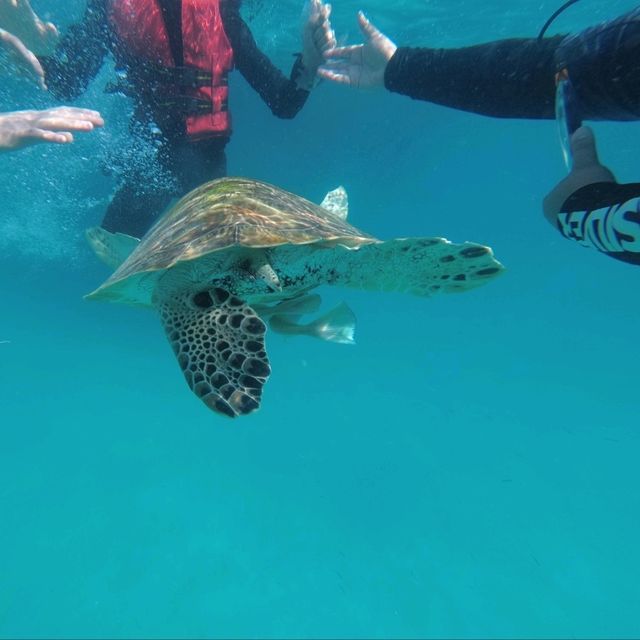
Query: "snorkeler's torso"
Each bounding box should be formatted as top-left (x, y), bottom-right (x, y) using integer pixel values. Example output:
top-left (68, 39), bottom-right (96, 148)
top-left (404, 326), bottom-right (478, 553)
top-left (108, 0), bottom-right (235, 141)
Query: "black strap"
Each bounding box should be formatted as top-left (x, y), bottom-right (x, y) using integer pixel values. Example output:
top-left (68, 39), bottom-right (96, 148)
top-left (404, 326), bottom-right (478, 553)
top-left (158, 0), bottom-right (184, 66)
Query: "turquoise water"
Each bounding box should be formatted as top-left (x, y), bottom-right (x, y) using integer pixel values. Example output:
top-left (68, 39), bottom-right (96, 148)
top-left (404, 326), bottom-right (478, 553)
top-left (2, 1), bottom-right (640, 637)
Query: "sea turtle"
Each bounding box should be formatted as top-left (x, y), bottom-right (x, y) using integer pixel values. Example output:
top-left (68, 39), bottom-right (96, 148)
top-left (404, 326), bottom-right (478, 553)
top-left (86, 177), bottom-right (504, 418)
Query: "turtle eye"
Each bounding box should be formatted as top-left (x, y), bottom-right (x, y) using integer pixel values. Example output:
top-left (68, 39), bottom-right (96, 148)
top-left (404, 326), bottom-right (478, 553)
top-left (192, 290), bottom-right (214, 309)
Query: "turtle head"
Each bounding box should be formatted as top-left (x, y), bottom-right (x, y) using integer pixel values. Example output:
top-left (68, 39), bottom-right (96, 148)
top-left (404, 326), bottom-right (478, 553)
top-left (236, 251), bottom-right (282, 294)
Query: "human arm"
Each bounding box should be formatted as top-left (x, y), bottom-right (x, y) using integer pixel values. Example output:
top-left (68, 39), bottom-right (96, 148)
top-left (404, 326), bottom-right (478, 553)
top-left (221, 0), bottom-right (334, 118)
top-left (0, 106), bottom-right (104, 151)
top-left (0, 0), bottom-right (58, 55)
top-left (320, 12), bottom-right (562, 120)
top-left (385, 38), bottom-right (561, 119)
top-left (39, 0), bottom-right (110, 101)
top-left (0, 27), bottom-right (45, 88)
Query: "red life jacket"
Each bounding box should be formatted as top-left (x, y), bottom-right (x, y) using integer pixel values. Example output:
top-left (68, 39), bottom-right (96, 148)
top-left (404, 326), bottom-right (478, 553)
top-left (109, 0), bottom-right (234, 141)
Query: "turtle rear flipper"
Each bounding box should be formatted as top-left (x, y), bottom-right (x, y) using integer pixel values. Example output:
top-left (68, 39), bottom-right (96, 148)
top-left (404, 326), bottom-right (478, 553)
top-left (86, 227), bottom-right (140, 269)
top-left (320, 186), bottom-right (349, 220)
top-left (255, 294), bottom-right (322, 320)
top-left (333, 238), bottom-right (504, 296)
top-left (269, 302), bottom-right (356, 344)
top-left (158, 288), bottom-right (271, 418)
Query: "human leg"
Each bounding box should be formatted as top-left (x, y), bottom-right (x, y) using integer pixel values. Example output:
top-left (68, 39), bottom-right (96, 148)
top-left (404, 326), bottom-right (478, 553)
top-left (101, 181), bottom-right (174, 238)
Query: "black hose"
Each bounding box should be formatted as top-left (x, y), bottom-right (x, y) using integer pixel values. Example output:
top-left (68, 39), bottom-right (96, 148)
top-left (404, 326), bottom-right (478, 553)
top-left (538, 0), bottom-right (583, 40)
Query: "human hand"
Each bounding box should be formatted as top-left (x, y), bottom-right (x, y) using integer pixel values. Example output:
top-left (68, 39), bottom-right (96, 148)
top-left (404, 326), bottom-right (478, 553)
top-left (0, 106), bottom-right (104, 151)
top-left (298, 0), bottom-right (337, 90)
top-left (543, 126), bottom-right (616, 225)
top-left (0, 0), bottom-right (58, 55)
top-left (318, 11), bottom-right (397, 89)
top-left (0, 27), bottom-right (46, 88)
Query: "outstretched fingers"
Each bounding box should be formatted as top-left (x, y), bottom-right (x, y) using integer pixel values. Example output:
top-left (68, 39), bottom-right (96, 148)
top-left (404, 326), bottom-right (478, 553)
top-left (318, 44), bottom-right (364, 86)
top-left (319, 6), bottom-right (337, 51)
top-left (357, 11), bottom-right (381, 41)
top-left (322, 44), bottom-right (363, 61)
top-left (36, 106), bottom-right (105, 128)
top-left (306, 0), bottom-right (320, 21)
top-left (39, 19), bottom-right (58, 39)
top-left (22, 128), bottom-right (74, 145)
top-left (15, 40), bottom-right (45, 87)
top-left (306, 0), bottom-right (336, 52)
top-left (0, 27), bottom-right (46, 88)
top-left (0, 0), bottom-right (59, 54)
top-left (312, 18), bottom-right (335, 52)
top-left (35, 116), bottom-right (96, 131)
top-left (320, 3), bottom-right (336, 43)
top-left (317, 65), bottom-right (353, 85)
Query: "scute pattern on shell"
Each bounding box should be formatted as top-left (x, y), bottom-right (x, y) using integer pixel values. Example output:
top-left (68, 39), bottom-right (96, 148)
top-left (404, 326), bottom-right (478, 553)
top-left (106, 178), bottom-right (376, 289)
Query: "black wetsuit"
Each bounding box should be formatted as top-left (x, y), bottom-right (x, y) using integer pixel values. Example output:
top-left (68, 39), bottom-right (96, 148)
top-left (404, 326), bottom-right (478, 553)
top-left (42, 0), bottom-right (311, 237)
top-left (383, 7), bottom-right (640, 265)
top-left (384, 37), bottom-right (562, 120)
top-left (384, 7), bottom-right (640, 122)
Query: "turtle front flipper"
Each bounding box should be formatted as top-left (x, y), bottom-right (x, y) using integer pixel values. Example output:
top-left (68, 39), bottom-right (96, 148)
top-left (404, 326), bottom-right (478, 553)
top-left (157, 288), bottom-right (271, 418)
top-left (331, 238), bottom-right (505, 295)
top-left (86, 226), bottom-right (141, 269)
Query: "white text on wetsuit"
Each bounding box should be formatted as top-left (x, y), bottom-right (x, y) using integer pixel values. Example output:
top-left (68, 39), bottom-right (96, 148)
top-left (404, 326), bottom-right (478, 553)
top-left (557, 197), bottom-right (640, 255)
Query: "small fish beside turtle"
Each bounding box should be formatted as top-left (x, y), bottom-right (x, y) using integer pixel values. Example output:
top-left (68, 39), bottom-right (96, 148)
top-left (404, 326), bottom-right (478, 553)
top-left (86, 177), bottom-right (504, 418)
